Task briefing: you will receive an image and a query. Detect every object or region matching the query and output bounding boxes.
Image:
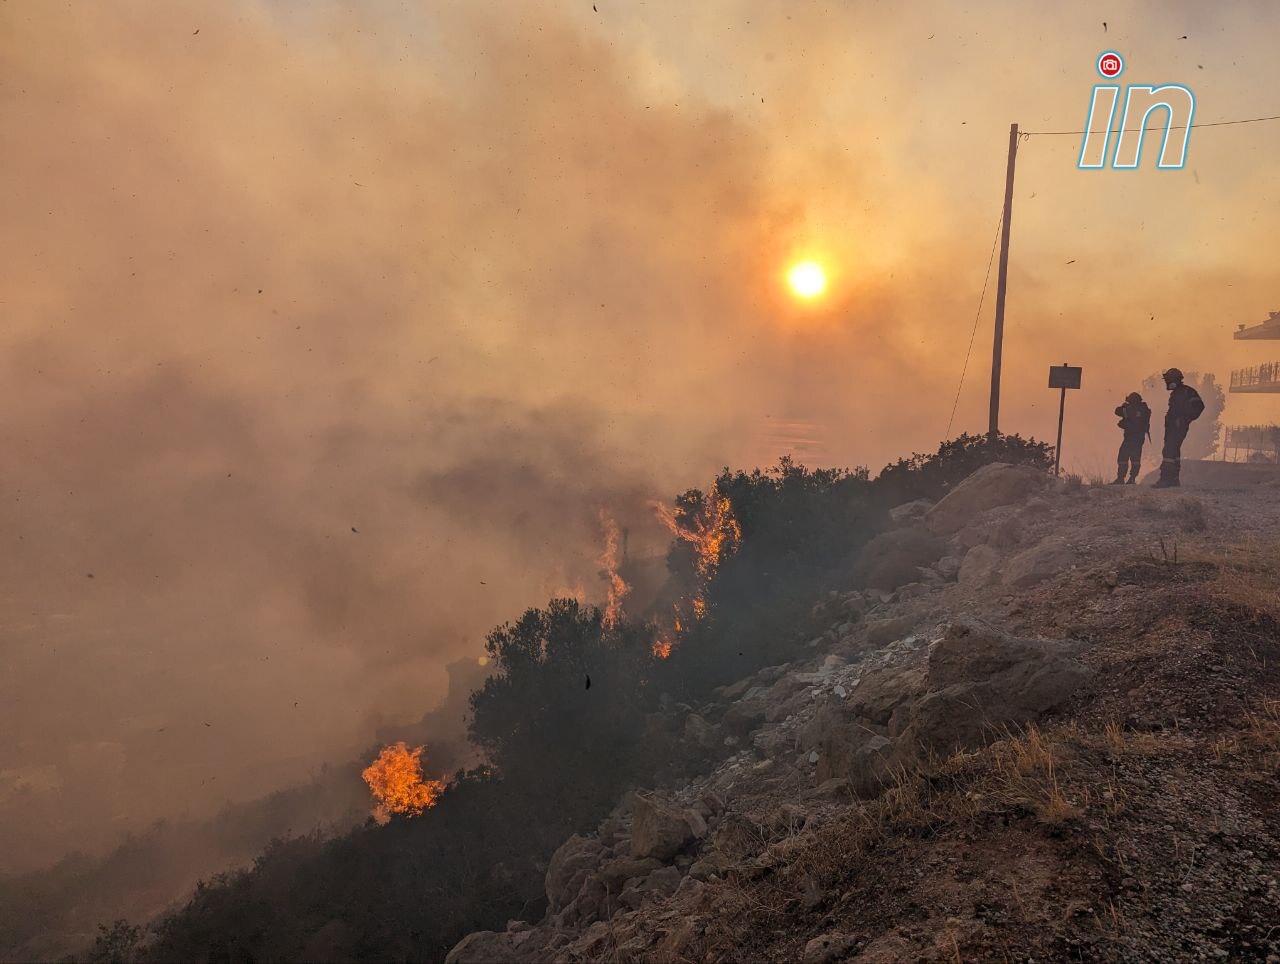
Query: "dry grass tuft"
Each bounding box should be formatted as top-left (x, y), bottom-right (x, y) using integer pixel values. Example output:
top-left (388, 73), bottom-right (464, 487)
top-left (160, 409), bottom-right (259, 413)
top-left (1174, 496), bottom-right (1208, 532)
top-left (1240, 699), bottom-right (1280, 770)
top-left (945, 725), bottom-right (1084, 826)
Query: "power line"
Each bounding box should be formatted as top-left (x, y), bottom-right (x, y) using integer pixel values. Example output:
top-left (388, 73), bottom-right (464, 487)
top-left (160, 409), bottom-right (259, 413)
top-left (1023, 113), bottom-right (1280, 137)
top-left (945, 211), bottom-right (1003, 441)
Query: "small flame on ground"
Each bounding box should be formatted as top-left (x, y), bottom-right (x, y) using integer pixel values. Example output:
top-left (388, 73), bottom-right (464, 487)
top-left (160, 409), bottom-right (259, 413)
top-left (362, 742), bottom-right (445, 823)
top-left (651, 637), bottom-right (673, 659)
top-left (598, 510), bottom-right (629, 629)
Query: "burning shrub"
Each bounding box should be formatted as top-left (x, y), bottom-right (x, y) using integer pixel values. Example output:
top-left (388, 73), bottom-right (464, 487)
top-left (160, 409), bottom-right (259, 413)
top-left (654, 458), bottom-right (876, 695)
top-left (362, 742), bottom-right (445, 822)
top-left (650, 483), bottom-right (743, 649)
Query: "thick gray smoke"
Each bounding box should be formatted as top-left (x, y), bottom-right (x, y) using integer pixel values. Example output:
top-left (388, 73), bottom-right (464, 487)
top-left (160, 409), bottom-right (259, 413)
top-left (4, 0), bottom-right (1280, 877)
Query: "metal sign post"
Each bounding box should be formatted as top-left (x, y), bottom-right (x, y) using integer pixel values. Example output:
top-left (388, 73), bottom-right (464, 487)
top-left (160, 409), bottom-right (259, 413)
top-left (1047, 364), bottom-right (1083, 476)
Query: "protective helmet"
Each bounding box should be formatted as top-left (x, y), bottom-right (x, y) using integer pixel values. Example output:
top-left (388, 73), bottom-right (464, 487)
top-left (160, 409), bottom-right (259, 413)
top-left (1126, 392), bottom-right (1142, 403)
top-left (1162, 367), bottom-right (1184, 383)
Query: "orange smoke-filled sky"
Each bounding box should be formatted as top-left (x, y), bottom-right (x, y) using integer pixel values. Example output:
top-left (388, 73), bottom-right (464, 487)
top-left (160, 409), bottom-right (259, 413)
top-left (2, 0), bottom-right (1279, 869)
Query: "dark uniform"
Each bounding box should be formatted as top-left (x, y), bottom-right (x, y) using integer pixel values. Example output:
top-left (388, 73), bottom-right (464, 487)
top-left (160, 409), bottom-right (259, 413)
top-left (1113, 394), bottom-right (1150, 484)
top-left (1155, 368), bottom-right (1205, 488)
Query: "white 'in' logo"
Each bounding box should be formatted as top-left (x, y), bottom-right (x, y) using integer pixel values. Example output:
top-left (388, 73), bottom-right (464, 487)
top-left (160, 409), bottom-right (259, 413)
top-left (1079, 52), bottom-right (1194, 170)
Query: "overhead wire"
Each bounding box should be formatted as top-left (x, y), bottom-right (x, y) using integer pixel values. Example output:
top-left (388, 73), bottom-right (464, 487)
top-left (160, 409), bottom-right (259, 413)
top-left (1022, 113), bottom-right (1280, 136)
top-left (948, 110), bottom-right (1280, 440)
top-left (944, 211), bottom-right (1003, 442)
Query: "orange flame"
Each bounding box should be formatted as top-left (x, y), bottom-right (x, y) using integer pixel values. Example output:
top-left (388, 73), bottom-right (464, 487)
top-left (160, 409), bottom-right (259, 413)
top-left (598, 510), bottom-right (629, 629)
top-left (652, 637), bottom-right (673, 659)
top-left (652, 483), bottom-right (741, 623)
top-left (362, 742), bottom-right (445, 822)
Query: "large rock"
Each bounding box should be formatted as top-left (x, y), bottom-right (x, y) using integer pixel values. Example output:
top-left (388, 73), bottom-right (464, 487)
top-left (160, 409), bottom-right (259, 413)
top-left (888, 498), bottom-right (933, 524)
top-left (545, 834), bottom-right (603, 912)
top-left (863, 612), bottom-right (922, 648)
top-left (803, 932), bottom-right (860, 964)
top-left (907, 620), bottom-right (1092, 755)
top-left (636, 865), bottom-right (682, 900)
top-left (844, 734), bottom-right (896, 796)
top-left (445, 930), bottom-right (540, 964)
top-left (630, 794), bottom-right (706, 861)
top-left (846, 662), bottom-right (926, 726)
top-left (855, 525), bottom-right (947, 590)
top-left (936, 554), bottom-right (962, 579)
top-left (1003, 538), bottom-right (1075, 589)
top-left (683, 712), bottom-right (721, 750)
top-left (958, 544), bottom-right (1002, 586)
top-left (925, 462), bottom-right (1048, 536)
top-left (721, 700), bottom-right (769, 737)
top-left (597, 855), bottom-right (664, 889)
top-left (806, 695), bottom-right (900, 793)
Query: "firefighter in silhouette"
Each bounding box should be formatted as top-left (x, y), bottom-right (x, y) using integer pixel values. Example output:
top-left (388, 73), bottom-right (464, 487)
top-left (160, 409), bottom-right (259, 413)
top-left (1112, 392), bottom-right (1151, 484)
top-left (1154, 368), bottom-right (1205, 488)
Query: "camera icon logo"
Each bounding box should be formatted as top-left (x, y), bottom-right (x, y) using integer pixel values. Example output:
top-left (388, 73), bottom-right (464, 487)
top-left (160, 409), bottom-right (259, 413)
top-left (1097, 51), bottom-right (1124, 78)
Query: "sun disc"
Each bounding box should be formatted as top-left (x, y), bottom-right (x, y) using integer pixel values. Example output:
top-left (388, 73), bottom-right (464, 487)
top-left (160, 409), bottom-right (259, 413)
top-left (787, 260), bottom-right (827, 299)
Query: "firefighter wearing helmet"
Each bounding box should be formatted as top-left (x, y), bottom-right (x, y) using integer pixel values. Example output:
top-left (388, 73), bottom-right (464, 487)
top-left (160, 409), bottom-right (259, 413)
top-left (1112, 391), bottom-right (1151, 484)
top-left (1154, 368), bottom-right (1205, 488)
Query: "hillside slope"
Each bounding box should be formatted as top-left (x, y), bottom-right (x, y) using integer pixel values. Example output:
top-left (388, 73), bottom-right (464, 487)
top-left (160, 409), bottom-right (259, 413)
top-left (448, 467), bottom-right (1280, 962)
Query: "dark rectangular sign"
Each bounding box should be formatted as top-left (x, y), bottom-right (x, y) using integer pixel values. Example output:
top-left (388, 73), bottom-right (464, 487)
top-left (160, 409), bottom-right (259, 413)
top-left (1048, 365), bottom-right (1082, 389)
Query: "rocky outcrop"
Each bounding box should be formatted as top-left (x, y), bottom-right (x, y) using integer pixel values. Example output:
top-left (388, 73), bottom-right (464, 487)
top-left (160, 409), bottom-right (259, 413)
top-left (544, 835), bottom-right (602, 913)
top-left (1003, 537), bottom-right (1076, 589)
top-left (855, 525), bottom-right (946, 590)
top-left (845, 658), bottom-right (926, 730)
top-left (888, 498), bottom-right (934, 524)
top-left (441, 464), bottom-right (1280, 963)
top-left (905, 619), bottom-right (1092, 756)
top-left (925, 462), bottom-right (1048, 536)
top-left (445, 465), bottom-right (1108, 964)
top-left (959, 543), bottom-right (1002, 586)
top-left (630, 793), bottom-right (707, 861)
top-left (444, 928), bottom-right (543, 964)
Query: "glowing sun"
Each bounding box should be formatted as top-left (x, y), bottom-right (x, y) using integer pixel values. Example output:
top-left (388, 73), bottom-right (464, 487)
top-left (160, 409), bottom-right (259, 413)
top-left (786, 260), bottom-right (827, 300)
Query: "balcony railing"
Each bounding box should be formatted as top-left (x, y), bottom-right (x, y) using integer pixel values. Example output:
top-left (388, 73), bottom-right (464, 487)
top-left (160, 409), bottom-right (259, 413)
top-left (1230, 363), bottom-right (1280, 392)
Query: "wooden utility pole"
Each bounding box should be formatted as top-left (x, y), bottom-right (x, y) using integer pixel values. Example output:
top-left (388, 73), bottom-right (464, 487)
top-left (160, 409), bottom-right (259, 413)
top-left (988, 122), bottom-right (1019, 442)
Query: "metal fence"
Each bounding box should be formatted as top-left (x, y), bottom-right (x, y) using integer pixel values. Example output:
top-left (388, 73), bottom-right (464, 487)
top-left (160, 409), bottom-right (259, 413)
top-left (1222, 424), bottom-right (1280, 462)
top-left (1230, 362), bottom-right (1280, 391)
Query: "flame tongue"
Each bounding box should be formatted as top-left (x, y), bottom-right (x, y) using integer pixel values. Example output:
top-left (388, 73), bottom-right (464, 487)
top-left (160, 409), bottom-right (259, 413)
top-left (650, 483), bottom-right (741, 656)
top-left (653, 483), bottom-right (741, 593)
top-left (598, 510), bottom-right (629, 629)
top-left (362, 742), bottom-right (445, 822)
